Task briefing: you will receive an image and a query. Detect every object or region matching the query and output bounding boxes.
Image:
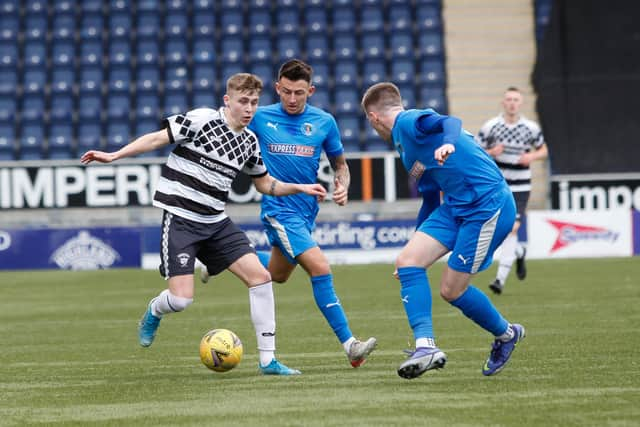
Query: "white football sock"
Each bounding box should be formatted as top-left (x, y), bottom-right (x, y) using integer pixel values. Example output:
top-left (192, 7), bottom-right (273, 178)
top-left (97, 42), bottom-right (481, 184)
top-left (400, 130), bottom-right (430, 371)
top-left (249, 282), bottom-right (276, 366)
top-left (497, 324), bottom-right (515, 342)
top-left (151, 289), bottom-right (193, 317)
top-left (342, 337), bottom-right (356, 353)
top-left (496, 233), bottom-right (518, 285)
top-left (416, 337), bottom-right (436, 349)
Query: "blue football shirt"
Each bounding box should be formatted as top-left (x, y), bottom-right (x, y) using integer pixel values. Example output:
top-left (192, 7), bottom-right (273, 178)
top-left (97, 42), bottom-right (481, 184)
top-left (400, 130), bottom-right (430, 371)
top-left (392, 109), bottom-right (507, 213)
top-left (249, 103), bottom-right (343, 220)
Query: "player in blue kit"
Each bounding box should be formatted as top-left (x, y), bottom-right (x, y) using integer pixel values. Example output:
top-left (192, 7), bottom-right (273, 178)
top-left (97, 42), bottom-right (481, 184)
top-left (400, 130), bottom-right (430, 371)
top-left (361, 82), bottom-right (525, 379)
top-left (204, 59), bottom-right (377, 368)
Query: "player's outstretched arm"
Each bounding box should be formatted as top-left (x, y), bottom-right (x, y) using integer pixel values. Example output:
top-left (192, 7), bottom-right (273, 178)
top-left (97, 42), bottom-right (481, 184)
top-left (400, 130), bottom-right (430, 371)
top-left (80, 130), bottom-right (170, 164)
top-left (253, 174), bottom-right (327, 200)
top-left (330, 154), bottom-right (350, 206)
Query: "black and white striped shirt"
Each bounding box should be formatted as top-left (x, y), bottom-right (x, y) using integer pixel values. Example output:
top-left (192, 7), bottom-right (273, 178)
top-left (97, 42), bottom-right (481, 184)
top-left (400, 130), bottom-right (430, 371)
top-left (476, 114), bottom-right (545, 193)
top-left (154, 107), bottom-right (267, 223)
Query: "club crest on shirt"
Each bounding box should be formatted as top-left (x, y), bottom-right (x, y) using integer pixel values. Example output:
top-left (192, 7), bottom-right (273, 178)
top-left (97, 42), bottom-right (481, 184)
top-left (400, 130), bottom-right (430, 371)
top-left (301, 122), bottom-right (314, 136)
top-left (409, 160), bottom-right (426, 179)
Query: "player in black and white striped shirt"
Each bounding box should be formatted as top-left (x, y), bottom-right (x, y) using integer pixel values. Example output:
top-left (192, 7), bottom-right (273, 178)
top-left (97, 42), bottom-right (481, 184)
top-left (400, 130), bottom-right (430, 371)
top-left (81, 73), bottom-right (326, 375)
top-left (476, 87), bottom-right (548, 294)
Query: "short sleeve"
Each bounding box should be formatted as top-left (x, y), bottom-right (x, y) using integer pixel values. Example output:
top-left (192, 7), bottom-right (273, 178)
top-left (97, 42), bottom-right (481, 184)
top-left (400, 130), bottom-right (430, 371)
top-left (163, 108), bottom-right (216, 145)
top-left (241, 132), bottom-right (268, 177)
top-left (323, 115), bottom-right (344, 157)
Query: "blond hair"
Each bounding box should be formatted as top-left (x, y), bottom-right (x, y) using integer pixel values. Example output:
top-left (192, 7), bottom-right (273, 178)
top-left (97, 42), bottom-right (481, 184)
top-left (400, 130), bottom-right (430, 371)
top-left (361, 82), bottom-right (403, 113)
top-left (226, 73), bottom-right (263, 95)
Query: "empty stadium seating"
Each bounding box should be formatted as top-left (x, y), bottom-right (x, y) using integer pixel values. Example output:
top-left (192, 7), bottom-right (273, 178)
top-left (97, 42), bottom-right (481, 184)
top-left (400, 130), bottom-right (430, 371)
top-left (1, 1), bottom-right (451, 159)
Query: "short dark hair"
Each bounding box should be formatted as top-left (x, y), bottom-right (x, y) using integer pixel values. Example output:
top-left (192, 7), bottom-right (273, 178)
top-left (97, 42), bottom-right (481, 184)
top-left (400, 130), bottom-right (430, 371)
top-left (505, 86), bottom-right (520, 93)
top-left (278, 59), bottom-right (313, 83)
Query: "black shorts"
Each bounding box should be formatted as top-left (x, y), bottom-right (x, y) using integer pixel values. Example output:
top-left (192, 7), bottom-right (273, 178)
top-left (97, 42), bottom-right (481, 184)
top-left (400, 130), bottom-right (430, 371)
top-left (158, 211), bottom-right (256, 278)
top-left (513, 191), bottom-right (530, 221)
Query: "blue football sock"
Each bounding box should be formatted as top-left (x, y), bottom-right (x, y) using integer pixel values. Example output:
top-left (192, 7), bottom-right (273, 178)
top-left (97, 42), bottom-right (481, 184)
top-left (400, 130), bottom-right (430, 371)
top-left (257, 250), bottom-right (271, 270)
top-left (449, 285), bottom-right (509, 336)
top-left (311, 274), bottom-right (352, 343)
top-left (397, 266), bottom-right (434, 341)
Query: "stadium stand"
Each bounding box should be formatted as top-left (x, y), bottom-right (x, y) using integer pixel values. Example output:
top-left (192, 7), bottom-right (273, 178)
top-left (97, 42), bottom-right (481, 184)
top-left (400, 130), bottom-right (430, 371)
top-left (2, 0), bottom-right (452, 157)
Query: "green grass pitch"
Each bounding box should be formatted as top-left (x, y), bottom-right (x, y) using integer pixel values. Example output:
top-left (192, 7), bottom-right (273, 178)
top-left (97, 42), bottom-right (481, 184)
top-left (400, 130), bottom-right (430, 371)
top-left (1, 258), bottom-right (639, 426)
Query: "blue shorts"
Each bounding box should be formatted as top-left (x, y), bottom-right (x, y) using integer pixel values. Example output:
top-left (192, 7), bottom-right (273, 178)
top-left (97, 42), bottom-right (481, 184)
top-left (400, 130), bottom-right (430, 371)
top-left (261, 213), bottom-right (317, 264)
top-left (418, 187), bottom-right (516, 274)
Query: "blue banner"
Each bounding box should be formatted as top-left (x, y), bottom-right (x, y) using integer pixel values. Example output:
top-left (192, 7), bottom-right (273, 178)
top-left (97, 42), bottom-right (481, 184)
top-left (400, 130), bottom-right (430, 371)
top-left (0, 227), bottom-right (141, 270)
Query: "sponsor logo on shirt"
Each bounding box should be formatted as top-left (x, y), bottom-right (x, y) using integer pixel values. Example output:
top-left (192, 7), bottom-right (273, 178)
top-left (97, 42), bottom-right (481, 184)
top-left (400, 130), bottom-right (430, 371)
top-left (267, 144), bottom-right (315, 157)
top-left (301, 122), bottom-right (314, 136)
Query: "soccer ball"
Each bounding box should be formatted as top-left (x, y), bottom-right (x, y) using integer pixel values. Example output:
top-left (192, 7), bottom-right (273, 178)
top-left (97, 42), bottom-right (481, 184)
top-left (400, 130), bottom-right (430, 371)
top-left (199, 329), bottom-right (243, 372)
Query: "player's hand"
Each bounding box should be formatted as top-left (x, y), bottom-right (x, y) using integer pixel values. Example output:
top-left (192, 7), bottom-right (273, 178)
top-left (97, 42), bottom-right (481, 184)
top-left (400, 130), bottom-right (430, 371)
top-left (302, 183), bottom-right (327, 201)
top-left (518, 152), bottom-right (534, 167)
top-left (488, 143), bottom-right (505, 157)
top-left (393, 268), bottom-right (399, 280)
top-left (332, 178), bottom-right (348, 206)
top-left (434, 143), bottom-right (455, 165)
top-left (80, 150), bottom-right (116, 164)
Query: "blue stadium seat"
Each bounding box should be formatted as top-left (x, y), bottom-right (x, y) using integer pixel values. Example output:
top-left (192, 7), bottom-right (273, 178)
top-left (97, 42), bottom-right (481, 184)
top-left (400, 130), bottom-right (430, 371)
top-left (134, 119), bottom-right (158, 139)
top-left (276, 0), bottom-right (296, 7)
top-left (193, 11), bottom-right (216, 38)
top-left (305, 7), bottom-right (327, 34)
top-left (360, 6), bottom-right (384, 34)
top-left (334, 60), bottom-right (358, 87)
top-left (192, 63), bottom-right (217, 93)
top-left (51, 67), bottom-right (75, 94)
top-left (136, 65), bottom-right (160, 93)
top-left (110, 0), bottom-right (130, 13)
top-left (19, 121), bottom-right (46, 160)
top-left (52, 41), bottom-right (76, 68)
top-left (22, 68), bottom-right (47, 94)
top-left (109, 12), bottom-right (132, 39)
top-left (361, 0), bottom-right (383, 5)
top-left (0, 123), bottom-right (16, 160)
top-left (396, 84), bottom-right (415, 109)
top-left (249, 37), bottom-right (272, 63)
top-left (136, 92), bottom-right (160, 120)
top-left (0, 97), bottom-right (16, 122)
top-left (78, 92), bottom-right (103, 122)
top-left (305, 34), bottom-right (329, 62)
top-left (331, 6), bottom-right (355, 34)
top-left (136, 38), bottom-right (160, 67)
top-left (108, 39), bottom-right (131, 68)
top-left (165, 12), bottom-right (188, 39)
top-left (337, 116), bottom-right (361, 152)
top-left (249, 62), bottom-right (273, 88)
top-left (165, 0), bottom-right (187, 12)
top-left (79, 39), bottom-right (103, 66)
top-left (77, 120), bottom-right (103, 151)
top-left (419, 59), bottom-right (446, 86)
top-left (309, 88), bottom-right (329, 111)
top-left (221, 10), bottom-right (243, 36)
top-left (334, 88), bottom-right (359, 116)
top-left (415, 0), bottom-right (442, 4)
top-left (248, 0), bottom-right (270, 10)
top-left (136, 11), bottom-right (160, 40)
top-left (1, 0), bottom-right (19, 13)
top-left (23, 13), bottom-right (47, 40)
top-left (52, 13), bottom-right (76, 40)
top-left (388, 3), bottom-right (413, 33)
top-left (108, 67), bottom-right (131, 93)
top-left (164, 65), bottom-right (188, 92)
top-left (259, 90), bottom-right (275, 106)
top-left (308, 61), bottom-right (329, 88)
top-left (419, 86), bottom-right (447, 113)
top-left (248, 9), bottom-right (271, 36)
top-left (363, 122), bottom-right (390, 152)
top-left (0, 13), bottom-right (19, 42)
top-left (107, 93), bottom-right (130, 120)
top-left (47, 123), bottom-right (74, 159)
top-left (23, 41), bottom-right (47, 68)
top-left (276, 8), bottom-right (299, 35)
top-left (418, 32), bottom-right (444, 59)
top-left (0, 68), bottom-right (17, 95)
top-left (362, 60), bottom-right (386, 86)
top-left (19, 95), bottom-right (44, 127)
top-left (304, 0), bottom-right (323, 6)
top-left (220, 37), bottom-right (244, 64)
top-left (361, 33), bottom-right (385, 60)
top-left (49, 92), bottom-right (74, 121)
top-left (79, 66), bottom-right (103, 93)
top-left (391, 59), bottom-right (415, 85)
top-left (80, 13), bottom-right (103, 40)
top-left (165, 38), bottom-right (188, 65)
top-left (80, 0), bottom-right (102, 13)
top-left (192, 38), bottom-right (216, 64)
top-left (106, 121), bottom-right (130, 151)
top-left (390, 33), bottom-right (413, 59)
top-left (163, 91), bottom-right (188, 116)
top-left (416, 6), bottom-right (442, 32)
top-left (192, 0), bottom-right (214, 11)
top-left (220, 63), bottom-right (243, 84)
top-left (0, 43), bottom-right (18, 68)
top-left (276, 35), bottom-right (301, 63)
top-left (192, 92), bottom-right (216, 109)
top-left (136, 0), bottom-right (159, 10)
top-left (334, 33), bottom-right (357, 61)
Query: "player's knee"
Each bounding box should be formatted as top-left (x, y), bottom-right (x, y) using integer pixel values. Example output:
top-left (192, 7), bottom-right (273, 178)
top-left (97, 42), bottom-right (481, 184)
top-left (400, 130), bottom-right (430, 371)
top-left (270, 271), bottom-right (290, 283)
top-left (395, 254), bottom-right (420, 269)
top-left (167, 292), bottom-right (193, 312)
top-left (252, 268), bottom-right (272, 285)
